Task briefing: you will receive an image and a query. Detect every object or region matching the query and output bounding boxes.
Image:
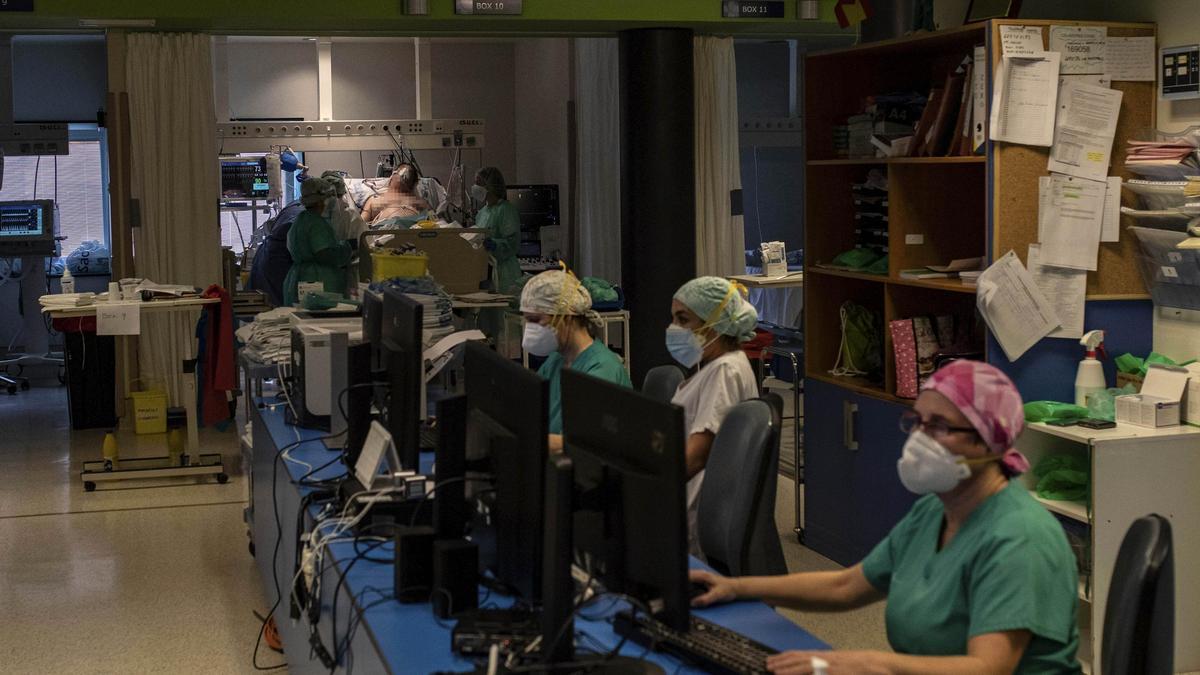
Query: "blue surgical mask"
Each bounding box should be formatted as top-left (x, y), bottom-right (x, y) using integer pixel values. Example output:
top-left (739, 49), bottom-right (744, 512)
top-left (665, 324), bottom-right (704, 369)
top-left (470, 185), bottom-right (489, 204)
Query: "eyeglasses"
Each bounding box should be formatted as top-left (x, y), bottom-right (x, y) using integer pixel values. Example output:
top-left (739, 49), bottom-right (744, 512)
top-left (898, 409), bottom-right (978, 439)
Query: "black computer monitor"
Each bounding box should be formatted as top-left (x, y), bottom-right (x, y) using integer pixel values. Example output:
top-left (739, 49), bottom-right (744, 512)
top-left (560, 369), bottom-right (690, 631)
top-left (362, 289), bottom-right (385, 372)
top-left (0, 200), bottom-right (56, 257)
top-left (464, 341), bottom-right (549, 603)
top-left (505, 184), bottom-right (558, 258)
top-left (379, 287), bottom-right (423, 472)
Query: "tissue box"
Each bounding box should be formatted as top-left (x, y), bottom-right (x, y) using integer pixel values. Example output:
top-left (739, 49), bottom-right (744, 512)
top-left (1186, 363), bottom-right (1200, 426)
top-left (1115, 364), bottom-right (1191, 428)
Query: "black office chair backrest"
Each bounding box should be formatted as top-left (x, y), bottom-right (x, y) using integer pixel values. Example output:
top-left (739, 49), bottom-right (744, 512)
top-left (697, 398), bottom-right (788, 577)
top-left (642, 364), bottom-right (685, 404)
top-left (1101, 514), bottom-right (1174, 675)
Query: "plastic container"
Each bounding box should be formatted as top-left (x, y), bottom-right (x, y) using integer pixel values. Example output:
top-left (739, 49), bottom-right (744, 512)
top-left (60, 267), bottom-right (75, 294)
top-left (370, 252), bottom-right (429, 282)
top-left (130, 389), bottom-right (168, 434)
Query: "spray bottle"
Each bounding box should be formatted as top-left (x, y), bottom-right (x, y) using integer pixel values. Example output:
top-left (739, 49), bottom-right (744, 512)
top-left (60, 266), bottom-right (74, 294)
top-left (1075, 330), bottom-right (1107, 407)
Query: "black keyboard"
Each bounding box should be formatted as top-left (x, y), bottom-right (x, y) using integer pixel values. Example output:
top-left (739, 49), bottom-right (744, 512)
top-left (419, 426), bottom-right (439, 450)
top-left (612, 610), bottom-right (777, 675)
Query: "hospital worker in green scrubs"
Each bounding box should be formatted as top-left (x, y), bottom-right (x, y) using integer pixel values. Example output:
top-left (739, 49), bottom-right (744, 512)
top-left (471, 167), bottom-right (522, 294)
top-left (520, 268), bottom-right (631, 452)
top-left (690, 360), bottom-right (1082, 675)
top-left (283, 176), bottom-right (352, 306)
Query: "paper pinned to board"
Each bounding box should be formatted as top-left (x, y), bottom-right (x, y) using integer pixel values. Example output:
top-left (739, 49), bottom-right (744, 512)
top-left (1047, 81), bottom-right (1123, 182)
top-left (976, 250), bottom-right (1060, 361)
top-left (990, 53), bottom-right (1060, 147)
top-left (97, 303), bottom-right (141, 336)
top-left (1027, 244), bottom-right (1087, 340)
top-left (1037, 175), bottom-right (1051, 241)
top-left (1049, 25), bottom-right (1107, 74)
top-left (1041, 173), bottom-right (1106, 271)
top-left (1059, 73), bottom-right (1111, 92)
top-left (1106, 36), bottom-right (1156, 81)
top-left (1000, 25), bottom-right (1045, 56)
top-left (1102, 176), bottom-right (1122, 242)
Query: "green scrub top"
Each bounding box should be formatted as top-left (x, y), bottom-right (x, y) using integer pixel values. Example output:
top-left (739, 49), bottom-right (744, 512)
top-left (283, 209), bottom-right (352, 306)
top-left (477, 199), bottom-right (522, 294)
top-left (538, 341), bottom-right (632, 434)
top-left (862, 480), bottom-right (1081, 674)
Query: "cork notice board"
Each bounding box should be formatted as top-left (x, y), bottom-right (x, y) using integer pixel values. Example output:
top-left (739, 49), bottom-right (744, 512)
top-left (990, 20), bottom-right (1157, 299)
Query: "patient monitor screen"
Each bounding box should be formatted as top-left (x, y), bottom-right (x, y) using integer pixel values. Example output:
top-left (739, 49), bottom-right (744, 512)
top-left (0, 202), bottom-right (46, 238)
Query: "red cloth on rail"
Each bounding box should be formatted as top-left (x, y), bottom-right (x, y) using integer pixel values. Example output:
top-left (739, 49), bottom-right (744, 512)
top-left (201, 284), bottom-right (235, 425)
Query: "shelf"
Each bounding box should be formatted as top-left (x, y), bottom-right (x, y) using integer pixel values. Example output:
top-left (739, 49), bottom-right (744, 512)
top-left (1034, 495), bottom-right (1089, 524)
top-left (1026, 421), bottom-right (1200, 444)
top-left (808, 157), bottom-right (986, 166)
top-left (806, 267), bottom-right (979, 294)
top-left (807, 372), bottom-right (907, 405)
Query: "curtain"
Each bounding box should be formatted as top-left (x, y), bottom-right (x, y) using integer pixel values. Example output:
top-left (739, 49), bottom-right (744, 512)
top-left (693, 36), bottom-right (745, 278)
top-left (126, 33), bottom-right (221, 405)
top-left (573, 38), bottom-right (622, 283)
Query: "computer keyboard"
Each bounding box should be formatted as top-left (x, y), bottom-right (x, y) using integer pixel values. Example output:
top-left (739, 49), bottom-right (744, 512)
top-left (519, 256), bottom-right (559, 273)
top-left (419, 425), bottom-right (440, 450)
top-left (612, 610), bottom-right (777, 675)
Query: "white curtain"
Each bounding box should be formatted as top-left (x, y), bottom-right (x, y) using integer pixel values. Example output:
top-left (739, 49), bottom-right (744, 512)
top-left (694, 36), bottom-right (745, 278)
top-left (573, 38), bottom-right (622, 283)
top-left (126, 33), bottom-right (221, 405)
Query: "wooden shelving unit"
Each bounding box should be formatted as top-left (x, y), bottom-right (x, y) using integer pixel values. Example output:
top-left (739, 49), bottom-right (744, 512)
top-left (807, 156), bottom-right (986, 166)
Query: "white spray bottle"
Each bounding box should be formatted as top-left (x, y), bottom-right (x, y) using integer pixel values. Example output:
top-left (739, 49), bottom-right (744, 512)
top-left (1075, 330), bottom-right (1107, 407)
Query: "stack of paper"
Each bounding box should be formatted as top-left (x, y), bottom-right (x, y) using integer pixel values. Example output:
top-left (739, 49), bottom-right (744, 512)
top-left (236, 307), bottom-right (298, 364)
top-left (1126, 141), bottom-right (1198, 166)
top-left (899, 257), bottom-right (984, 280)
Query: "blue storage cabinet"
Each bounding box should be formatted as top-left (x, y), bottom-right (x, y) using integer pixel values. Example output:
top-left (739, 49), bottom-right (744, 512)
top-left (803, 378), bottom-right (916, 566)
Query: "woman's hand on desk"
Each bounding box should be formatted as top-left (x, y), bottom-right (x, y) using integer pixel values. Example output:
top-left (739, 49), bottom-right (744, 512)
top-left (688, 569), bottom-right (738, 607)
top-left (766, 650), bottom-right (889, 675)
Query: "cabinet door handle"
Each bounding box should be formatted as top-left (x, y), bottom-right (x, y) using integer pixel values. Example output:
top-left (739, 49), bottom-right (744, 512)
top-left (843, 401), bottom-right (859, 451)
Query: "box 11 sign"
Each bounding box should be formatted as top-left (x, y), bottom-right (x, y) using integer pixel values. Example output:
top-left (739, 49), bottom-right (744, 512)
top-left (455, 0), bottom-right (522, 14)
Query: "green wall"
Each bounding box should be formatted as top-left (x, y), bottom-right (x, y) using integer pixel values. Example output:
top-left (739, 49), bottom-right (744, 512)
top-left (0, 0), bottom-right (852, 36)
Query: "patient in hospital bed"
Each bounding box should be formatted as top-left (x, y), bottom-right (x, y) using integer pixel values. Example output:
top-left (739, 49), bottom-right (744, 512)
top-left (361, 164), bottom-right (431, 225)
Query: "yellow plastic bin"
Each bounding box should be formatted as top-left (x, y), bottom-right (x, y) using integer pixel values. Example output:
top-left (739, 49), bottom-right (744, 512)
top-left (371, 252), bottom-right (429, 282)
top-left (130, 390), bottom-right (168, 435)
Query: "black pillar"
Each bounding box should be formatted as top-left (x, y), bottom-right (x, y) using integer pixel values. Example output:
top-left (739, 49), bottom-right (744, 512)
top-left (620, 28), bottom-right (695, 387)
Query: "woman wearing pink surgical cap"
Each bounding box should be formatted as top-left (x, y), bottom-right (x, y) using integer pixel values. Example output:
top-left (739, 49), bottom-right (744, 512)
top-left (690, 360), bottom-right (1082, 675)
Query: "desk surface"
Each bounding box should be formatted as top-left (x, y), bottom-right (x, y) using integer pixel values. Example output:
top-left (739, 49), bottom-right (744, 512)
top-left (252, 400), bottom-right (828, 673)
top-left (42, 296), bottom-right (218, 318)
top-left (728, 273), bottom-right (805, 289)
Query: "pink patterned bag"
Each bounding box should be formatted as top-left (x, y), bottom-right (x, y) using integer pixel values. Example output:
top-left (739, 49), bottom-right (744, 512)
top-left (890, 319), bottom-right (919, 399)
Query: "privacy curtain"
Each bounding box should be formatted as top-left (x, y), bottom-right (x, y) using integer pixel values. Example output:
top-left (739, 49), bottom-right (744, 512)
top-left (573, 38), bottom-right (623, 283)
top-left (694, 36), bottom-right (745, 278)
top-left (126, 33), bottom-right (221, 405)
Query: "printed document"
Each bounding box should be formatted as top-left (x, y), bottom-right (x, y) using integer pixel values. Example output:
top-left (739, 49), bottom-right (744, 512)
top-left (1041, 174), bottom-right (1106, 271)
top-left (990, 53), bottom-right (1060, 147)
top-left (1102, 176), bottom-right (1122, 242)
top-left (976, 250), bottom-right (1059, 361)
top-left (1049, 25), bottom-right (1107, 74)
top-left (1106, 36), bottom-right (1156, 81)
top-left (1027, 244), bottom-right (1087, 339)
top-left (1047, 81), bottom-right (1123, 181)
top-left (1000, 25), bottom-right (1044, 56)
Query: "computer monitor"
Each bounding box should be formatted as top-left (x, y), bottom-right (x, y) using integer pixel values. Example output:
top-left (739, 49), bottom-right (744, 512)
top-left (464, 341), bottom-right (549, 603)
top-left (362, 289), bottom-right (385, 372)
top-left (505, 184), bottom-right (558, 258)
top-left (560, 369), bottom-right (690, 631)
top-left (220, 157), bottom-right (270, 199)
top-left (378, 287), bottom-right (423, 472)
top-left (0, 200), bottom-right (55, 257)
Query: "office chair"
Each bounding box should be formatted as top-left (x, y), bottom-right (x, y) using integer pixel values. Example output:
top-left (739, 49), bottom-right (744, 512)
top-left (697, 398), bottom-right (788, 577)
top-left (641, 364), bottom-right (685, 403)
top-left (1101, 514), bottom-right (1174, 675)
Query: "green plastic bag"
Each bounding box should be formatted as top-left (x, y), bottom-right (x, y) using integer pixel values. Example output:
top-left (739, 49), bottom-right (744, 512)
top-left (864, 254), bottom-right (889, 276)
top-left (1023, 401), bottom-right (1088, 423)
top-left (1086, 384), bottom-right (1138, 421)
top-left (831, 301), bottom-right (883, 378)
top-left (581, 277), bottom-right (618, 303)
top-left (1033, 454), bottom-right (1090, 502)
top-left (829, 247), bottom-right (881, 271)
top-left (1114, 353), bottom-right (1143, 375)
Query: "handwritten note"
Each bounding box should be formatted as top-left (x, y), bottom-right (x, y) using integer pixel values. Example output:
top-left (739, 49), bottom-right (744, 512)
top-left (1000, 25), bottom-right (1044, 56)
top-left (990, 53), bottom-right (1061, 147)
top-left (1106, 36), bottom-right (1156, 81)
top-left (97, 303), bottom-right (141, 336)
top-left (1050, 25), bottom-right (1107, 75)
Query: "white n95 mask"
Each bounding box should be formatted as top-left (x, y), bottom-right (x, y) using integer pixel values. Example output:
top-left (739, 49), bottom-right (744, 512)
top-left (469, 185), bottom-right (489, 204)
top-left (522, 322), bottom-right (559, 357)
top-left (665, 324), bottom-right (704, 369)
top-left (896, 430), bottom-right (972, 495)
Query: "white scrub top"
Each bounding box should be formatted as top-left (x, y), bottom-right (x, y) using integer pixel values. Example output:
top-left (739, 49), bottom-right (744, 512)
top-left (670, 349), bottom-right (759, 557)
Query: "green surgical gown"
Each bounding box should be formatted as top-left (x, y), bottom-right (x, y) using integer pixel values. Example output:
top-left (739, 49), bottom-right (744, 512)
top-left (538, 341), bottom-right (632, 434)
top-left (476, 199), bottom-right (522, 294)
top-left (862, 480), bottom-right (1081, 674)
top-left (283, 210), bottom-right (352, 306)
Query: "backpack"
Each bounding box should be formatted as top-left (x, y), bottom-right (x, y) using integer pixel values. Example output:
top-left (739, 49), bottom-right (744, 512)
top-left (830, 301), bottom-right (883, 379)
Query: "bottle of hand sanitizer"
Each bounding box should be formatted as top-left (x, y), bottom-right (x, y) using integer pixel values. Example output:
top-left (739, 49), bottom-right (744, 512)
top-left (60, 266), bottom-right (75, 294)
top-left (1075, 330), bottom-right (1107, 407)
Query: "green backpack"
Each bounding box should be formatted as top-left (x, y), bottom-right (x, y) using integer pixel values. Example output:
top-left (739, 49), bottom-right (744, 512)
top-left (831, 301), bottom-right (883, 379)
